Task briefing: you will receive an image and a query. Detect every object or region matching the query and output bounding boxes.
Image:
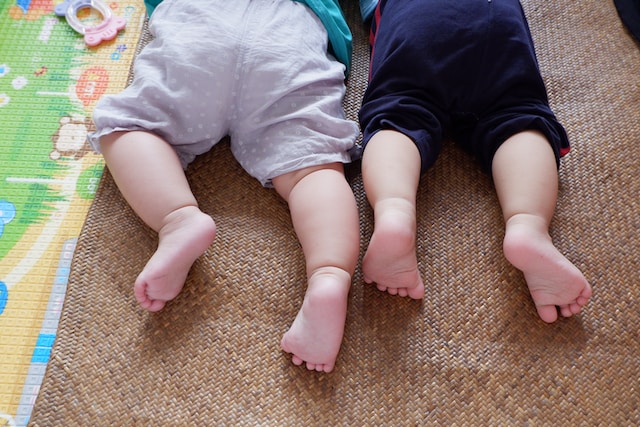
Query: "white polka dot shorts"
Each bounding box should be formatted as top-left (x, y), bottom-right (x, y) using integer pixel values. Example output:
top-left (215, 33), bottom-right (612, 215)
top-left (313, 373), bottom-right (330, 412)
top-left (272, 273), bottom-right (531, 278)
top-left (88, 0), bottom-right (359, 186)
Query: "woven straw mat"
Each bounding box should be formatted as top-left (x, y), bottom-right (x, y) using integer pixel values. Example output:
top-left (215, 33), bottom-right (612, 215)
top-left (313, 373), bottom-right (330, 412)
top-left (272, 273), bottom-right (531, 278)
top-left (30, 0), bottom-right (640, 425)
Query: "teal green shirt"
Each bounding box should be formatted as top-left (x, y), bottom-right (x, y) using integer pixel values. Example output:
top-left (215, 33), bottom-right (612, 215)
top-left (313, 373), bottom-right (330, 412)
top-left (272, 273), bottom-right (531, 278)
top-left (143, 0), bottom-right (353, 73)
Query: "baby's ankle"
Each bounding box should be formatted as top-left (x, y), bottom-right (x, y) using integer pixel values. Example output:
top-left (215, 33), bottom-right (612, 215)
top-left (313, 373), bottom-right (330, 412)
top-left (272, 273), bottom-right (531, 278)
top-left (308, 266), bottom-right (352, 285)
top-left (374, 197), bottom-right (416, 220)
top-left (156, 205), bottom-right (215, 244)
top-left (505, 213), bottom-right (549, 235)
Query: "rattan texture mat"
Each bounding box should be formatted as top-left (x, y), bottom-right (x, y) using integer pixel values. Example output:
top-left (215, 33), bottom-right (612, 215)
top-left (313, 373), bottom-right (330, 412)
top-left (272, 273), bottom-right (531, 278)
top-left (30, 0), bottom-right (640, 425)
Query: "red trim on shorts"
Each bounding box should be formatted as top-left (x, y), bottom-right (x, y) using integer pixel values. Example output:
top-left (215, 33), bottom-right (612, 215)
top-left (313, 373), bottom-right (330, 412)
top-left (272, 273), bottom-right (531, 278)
top-left (368, 2), bottom-right (383, 80)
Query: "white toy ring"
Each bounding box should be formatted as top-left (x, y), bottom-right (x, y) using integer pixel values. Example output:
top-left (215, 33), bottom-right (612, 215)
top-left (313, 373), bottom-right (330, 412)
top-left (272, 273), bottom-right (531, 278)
top-left (54, 0), bottom-right (126, 46)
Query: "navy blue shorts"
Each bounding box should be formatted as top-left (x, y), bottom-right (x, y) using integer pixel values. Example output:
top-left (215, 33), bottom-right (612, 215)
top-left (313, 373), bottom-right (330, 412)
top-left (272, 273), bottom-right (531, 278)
top-left (358, 0), bottom-right (570, 173)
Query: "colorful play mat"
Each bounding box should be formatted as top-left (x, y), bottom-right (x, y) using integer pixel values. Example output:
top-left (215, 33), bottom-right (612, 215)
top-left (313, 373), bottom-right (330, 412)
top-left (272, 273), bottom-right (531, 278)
top-left (0, 1), bottom-right (145, 425)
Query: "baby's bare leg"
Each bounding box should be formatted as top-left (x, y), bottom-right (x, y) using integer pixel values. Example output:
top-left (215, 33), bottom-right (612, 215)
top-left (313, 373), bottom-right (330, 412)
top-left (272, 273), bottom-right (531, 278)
top-left (361, 130), bottom-right (425, 299)
top-left (492, 130), bottom-right (592, 323)
top-left (274, 163), bottom-right (359, 372)
top-left (101, 131), bottom-right (216, 311)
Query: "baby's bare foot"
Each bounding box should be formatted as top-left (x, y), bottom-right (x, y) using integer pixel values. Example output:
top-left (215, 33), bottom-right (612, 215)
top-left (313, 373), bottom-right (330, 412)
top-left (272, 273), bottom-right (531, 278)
top-left (134, 206), bottom-right (216, 312)
top-left (280, 268), bottom-right (351, 373)
top-left (503, 214), bottom-right (592, 323)
top-left (363, 204), bottom-right (424, 299)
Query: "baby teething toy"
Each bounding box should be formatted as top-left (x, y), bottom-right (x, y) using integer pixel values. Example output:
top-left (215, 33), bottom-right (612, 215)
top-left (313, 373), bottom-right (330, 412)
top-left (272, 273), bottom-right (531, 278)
top-left (55, 0), bottom-right (126, 47)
